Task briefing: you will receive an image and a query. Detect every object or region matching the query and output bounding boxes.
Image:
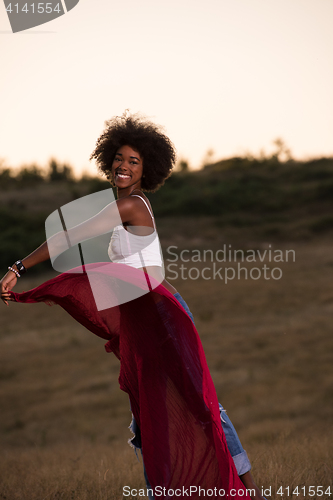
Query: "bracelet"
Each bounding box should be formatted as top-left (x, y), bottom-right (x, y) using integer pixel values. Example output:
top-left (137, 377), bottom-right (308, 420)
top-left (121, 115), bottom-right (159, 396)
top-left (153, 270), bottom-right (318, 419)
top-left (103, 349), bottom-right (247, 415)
top-left (8, 266), bottom-right (20, 278)
top-left (14, 260), bottom-right (27, 275)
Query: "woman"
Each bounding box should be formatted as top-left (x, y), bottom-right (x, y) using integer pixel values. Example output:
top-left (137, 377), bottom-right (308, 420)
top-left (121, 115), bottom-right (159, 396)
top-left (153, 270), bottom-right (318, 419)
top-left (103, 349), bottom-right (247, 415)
top-left (1, 113), bottom-right (265, 500)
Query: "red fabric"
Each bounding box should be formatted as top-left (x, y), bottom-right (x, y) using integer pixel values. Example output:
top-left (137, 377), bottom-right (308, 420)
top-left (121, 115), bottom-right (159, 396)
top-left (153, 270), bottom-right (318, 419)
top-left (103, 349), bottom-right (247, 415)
top-left (11, 263), bottom-right (247, 498)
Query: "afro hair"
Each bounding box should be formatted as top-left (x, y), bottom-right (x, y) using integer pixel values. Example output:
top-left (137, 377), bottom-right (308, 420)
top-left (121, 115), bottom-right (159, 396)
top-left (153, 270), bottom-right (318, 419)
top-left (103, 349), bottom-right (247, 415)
top-left (90, 112), bottom-right (177, 192)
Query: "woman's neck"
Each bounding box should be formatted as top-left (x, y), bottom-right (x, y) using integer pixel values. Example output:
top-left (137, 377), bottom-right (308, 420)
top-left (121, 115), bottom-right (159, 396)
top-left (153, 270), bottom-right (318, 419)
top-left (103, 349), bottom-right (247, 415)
top-left (116, 185), bottom-right (142, 199)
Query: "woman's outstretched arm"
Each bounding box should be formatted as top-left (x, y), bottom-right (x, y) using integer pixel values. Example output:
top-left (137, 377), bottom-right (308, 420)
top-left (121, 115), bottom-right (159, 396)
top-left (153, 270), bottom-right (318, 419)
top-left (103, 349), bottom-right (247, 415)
top-left (0, 196), bottom-right (137, 305)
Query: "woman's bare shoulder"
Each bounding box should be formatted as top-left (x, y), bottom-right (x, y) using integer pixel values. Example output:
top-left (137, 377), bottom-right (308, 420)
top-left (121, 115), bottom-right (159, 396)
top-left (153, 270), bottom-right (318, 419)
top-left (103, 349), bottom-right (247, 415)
top-left (116, 193), bottom-right (154, 225)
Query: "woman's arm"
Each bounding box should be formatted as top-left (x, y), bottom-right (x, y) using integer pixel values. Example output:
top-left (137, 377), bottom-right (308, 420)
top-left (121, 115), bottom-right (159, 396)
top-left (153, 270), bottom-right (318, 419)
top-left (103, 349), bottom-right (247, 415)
top-left (46, 197), bottom-right (123, 260)
top-left (0, 242), bottom-right (51, 305)
top-left (1, 196), bottom-right (137, 304)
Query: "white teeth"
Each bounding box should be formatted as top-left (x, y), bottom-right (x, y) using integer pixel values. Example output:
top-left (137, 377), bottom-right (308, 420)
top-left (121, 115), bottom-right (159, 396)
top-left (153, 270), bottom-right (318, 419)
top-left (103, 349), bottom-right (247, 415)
top-left (117, 173), bottom-right (130, 179)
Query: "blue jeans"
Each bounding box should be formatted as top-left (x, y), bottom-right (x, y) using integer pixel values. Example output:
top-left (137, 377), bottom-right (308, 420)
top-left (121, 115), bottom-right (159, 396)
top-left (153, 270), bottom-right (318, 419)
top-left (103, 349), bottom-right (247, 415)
top-left (130, 292), bottom-right (251, 496)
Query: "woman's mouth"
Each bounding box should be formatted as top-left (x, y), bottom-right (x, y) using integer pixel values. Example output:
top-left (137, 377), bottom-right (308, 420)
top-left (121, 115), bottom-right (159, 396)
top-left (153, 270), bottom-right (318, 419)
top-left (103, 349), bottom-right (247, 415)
top-left (116, 172), bottom-right (131, 179)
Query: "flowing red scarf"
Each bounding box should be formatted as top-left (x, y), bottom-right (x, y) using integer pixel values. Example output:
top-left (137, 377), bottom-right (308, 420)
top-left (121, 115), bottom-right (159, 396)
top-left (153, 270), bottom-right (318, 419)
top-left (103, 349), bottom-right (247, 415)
top-left (11, 263), bottom-right (247, 499)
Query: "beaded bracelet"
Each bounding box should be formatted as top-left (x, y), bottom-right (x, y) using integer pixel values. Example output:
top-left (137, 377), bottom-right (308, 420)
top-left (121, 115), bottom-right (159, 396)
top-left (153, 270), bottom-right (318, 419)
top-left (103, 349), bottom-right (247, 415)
top-left (8, 266), bottom-right (20, 278)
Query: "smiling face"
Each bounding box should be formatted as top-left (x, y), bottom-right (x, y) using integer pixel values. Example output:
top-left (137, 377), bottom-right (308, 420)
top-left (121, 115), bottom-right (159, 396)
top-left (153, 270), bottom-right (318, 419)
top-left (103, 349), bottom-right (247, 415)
top-left (111, 145), bottom-right (144, 196)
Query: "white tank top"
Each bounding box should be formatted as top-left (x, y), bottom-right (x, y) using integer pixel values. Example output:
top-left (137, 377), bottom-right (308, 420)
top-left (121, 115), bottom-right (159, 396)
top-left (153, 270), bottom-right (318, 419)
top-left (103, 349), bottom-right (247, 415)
top-left (108, 195), bottom-right (163, 269)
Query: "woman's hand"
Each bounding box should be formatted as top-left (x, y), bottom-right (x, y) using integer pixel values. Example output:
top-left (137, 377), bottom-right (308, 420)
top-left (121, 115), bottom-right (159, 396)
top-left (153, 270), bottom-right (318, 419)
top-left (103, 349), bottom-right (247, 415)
top-left (0, 271), bottom-right (17, 306)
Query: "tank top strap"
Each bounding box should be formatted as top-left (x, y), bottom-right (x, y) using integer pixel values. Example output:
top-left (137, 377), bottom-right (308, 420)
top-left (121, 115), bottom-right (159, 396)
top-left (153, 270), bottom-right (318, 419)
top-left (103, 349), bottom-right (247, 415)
top-left (131, 194), bottom-right (156, 229)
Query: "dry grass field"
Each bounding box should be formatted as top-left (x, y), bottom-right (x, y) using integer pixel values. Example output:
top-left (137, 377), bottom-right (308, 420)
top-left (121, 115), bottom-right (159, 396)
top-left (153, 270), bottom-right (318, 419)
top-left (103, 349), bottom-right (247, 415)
top-left (0, 222), bottom-right (332, 499)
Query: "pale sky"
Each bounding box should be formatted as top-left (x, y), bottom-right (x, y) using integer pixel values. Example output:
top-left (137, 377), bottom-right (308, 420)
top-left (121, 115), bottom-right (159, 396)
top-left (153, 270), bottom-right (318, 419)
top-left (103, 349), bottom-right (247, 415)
top-left (1, 0), bottom-right (332, 175)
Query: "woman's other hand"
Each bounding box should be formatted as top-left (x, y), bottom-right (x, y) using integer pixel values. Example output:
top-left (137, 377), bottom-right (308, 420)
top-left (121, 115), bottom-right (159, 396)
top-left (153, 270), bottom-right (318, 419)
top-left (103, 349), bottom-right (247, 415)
top-left (0, 271), bottom-right (17, 305)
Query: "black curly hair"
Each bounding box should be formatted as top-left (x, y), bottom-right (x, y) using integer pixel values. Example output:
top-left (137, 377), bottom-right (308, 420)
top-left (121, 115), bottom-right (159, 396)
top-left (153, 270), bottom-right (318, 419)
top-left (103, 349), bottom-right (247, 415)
top-left (90, 112), bottom-right (177, 192)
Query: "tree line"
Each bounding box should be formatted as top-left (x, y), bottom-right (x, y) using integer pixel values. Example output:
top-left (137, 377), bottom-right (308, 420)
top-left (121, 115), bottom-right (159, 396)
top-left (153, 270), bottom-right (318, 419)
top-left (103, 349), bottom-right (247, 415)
top-left (1, 152), bottom-right (333, 275)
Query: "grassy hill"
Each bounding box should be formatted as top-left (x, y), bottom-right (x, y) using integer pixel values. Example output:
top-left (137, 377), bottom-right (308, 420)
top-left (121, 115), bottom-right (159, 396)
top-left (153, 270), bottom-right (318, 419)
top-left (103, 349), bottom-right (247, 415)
top-left (0, 239), bottom-right (332, 499)
top-left (1, 156), bottom-right (333, 498)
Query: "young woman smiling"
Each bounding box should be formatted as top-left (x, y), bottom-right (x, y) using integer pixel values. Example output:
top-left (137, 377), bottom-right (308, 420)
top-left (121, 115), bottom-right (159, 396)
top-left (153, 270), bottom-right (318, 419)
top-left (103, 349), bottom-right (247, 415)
top-left (1, 113), bottom-right (265, 500)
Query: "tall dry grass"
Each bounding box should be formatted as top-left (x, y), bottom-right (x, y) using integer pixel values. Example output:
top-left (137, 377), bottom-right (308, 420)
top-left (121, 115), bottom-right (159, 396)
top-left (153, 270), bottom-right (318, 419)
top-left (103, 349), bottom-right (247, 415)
top-left (1, 233), bottom-right (332, 499)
